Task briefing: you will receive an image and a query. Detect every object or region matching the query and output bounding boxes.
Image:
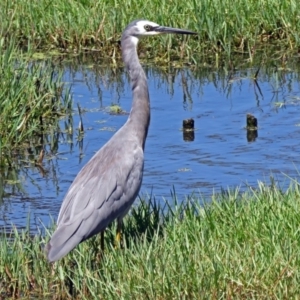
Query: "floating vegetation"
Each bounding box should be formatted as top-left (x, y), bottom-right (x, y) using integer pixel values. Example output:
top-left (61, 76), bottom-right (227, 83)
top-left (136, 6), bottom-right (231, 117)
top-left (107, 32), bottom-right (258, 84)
top-left (109, 103), bottom-right (124, 115)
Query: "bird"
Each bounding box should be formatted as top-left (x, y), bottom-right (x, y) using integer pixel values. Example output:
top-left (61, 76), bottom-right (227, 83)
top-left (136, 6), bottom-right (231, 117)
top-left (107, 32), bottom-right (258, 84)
top-left (46, 20), bottom-right (196, 262)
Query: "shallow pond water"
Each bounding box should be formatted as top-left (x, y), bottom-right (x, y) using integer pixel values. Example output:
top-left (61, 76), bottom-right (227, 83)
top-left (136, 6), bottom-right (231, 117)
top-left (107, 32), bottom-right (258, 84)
top-left (1, 58), bottom-right (300, 232)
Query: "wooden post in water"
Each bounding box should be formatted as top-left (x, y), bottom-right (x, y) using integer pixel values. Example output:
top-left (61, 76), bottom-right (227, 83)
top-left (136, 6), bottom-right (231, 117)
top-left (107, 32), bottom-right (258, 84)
top-left (246, 113), bottom-right (258, 142)
top-left (182, 118), bottom-right (195, 142)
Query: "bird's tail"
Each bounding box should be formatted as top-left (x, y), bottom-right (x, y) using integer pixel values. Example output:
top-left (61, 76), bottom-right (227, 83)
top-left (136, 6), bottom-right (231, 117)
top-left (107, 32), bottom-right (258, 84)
top-left (46, 225), bottom-right (82, 262)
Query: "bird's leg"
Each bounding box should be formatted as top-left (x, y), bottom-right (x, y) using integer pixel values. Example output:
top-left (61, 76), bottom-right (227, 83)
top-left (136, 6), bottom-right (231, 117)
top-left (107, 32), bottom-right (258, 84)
top-left (115, 218), bottom-right (123, 248)
top-left (96, 230), bottom-right (105, 262)
top-left (101, 230), bottom-right (105, 252)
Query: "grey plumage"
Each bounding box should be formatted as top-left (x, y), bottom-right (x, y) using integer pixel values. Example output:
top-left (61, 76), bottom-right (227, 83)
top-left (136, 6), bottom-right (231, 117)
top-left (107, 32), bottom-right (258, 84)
top-left (46, 20), bottom-right (196, 262)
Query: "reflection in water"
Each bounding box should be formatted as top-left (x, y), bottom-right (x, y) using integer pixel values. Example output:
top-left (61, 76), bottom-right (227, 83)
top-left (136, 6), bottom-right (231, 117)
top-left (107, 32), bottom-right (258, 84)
top-left (247, 130), bottom-right (258, 143)
top-left (182, 118), bottom-right (195, 142)
top-left (1, 54), bottom-right (300, 232)
top-left (246, 113), bottom-right (258, 142)
top-left (183, 130), bottom-right (195, 142)
top-left (0, 112), bottom-right (82, 231)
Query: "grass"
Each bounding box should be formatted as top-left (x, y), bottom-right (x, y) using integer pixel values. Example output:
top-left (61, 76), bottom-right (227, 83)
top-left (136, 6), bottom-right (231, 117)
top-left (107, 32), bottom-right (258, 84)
top-left (0, 39), bottom-right (72, 162)
top-left (0, 0), bottom-right (299, 59)
top-left (1, 181), bottom-right (300, 299)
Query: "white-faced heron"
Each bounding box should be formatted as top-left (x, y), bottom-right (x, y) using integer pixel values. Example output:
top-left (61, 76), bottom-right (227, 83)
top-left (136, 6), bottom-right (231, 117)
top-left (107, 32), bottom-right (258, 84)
top-left (46, 20), bottom-right (196, 262)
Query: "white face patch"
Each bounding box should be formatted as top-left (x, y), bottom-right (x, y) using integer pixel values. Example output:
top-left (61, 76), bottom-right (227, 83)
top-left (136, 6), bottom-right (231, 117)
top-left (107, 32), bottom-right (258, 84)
top-left (134, 20), bottom-right (161, 36)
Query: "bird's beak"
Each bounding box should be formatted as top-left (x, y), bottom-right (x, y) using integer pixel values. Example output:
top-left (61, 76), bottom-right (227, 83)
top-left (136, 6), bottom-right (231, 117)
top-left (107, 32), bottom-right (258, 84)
top-left (153, 26), bottom-right (197, 35)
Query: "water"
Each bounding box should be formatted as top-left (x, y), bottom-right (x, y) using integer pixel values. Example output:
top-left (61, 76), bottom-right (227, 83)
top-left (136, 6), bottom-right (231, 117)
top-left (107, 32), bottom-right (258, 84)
top-left (1, 58), bottom-right (300, 232)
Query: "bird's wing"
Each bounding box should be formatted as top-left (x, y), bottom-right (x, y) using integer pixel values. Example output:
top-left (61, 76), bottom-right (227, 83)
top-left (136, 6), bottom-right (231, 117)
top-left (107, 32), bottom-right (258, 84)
top-left (56, 137), bottom-right (143, 229)
top-left (46, 131), bottom-right (144, 261)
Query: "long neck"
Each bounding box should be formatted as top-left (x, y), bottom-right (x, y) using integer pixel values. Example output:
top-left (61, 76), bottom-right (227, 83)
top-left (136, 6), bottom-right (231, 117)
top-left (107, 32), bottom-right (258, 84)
top-left (121, 35), bottom-right (150, 150)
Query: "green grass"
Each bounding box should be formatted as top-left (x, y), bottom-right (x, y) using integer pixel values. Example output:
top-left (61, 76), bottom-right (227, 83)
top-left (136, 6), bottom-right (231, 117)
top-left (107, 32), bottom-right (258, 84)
top-left (0, 39), bottom-right (72, 159)
top-left (0, 0), bottom-right (299, 58)
top-left (1, 181), bottom-right (300, 299)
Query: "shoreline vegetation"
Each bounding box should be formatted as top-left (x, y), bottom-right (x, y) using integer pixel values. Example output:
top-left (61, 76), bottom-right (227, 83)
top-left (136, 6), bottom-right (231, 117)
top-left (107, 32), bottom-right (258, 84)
top-left (1, 182), bottom-right (300, 298)
top-left (1, 0), bottom-right (300, 298)
top-left (0, 0), bottom-right (299, 58)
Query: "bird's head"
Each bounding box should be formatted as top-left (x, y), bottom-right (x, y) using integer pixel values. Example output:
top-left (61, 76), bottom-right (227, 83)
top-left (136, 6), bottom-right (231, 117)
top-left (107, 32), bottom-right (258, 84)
top-left (123, 20), bottom-right (197, 39)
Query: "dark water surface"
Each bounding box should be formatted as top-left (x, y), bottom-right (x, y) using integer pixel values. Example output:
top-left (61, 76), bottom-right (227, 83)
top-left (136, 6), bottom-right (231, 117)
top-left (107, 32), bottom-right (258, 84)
top-left (1, 58), bottom-right (300, 232)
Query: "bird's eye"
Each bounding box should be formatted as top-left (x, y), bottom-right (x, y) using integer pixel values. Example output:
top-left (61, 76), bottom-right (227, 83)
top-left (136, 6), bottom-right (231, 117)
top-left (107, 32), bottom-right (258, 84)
top-left (144, 25), bottom-right (152, 32)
